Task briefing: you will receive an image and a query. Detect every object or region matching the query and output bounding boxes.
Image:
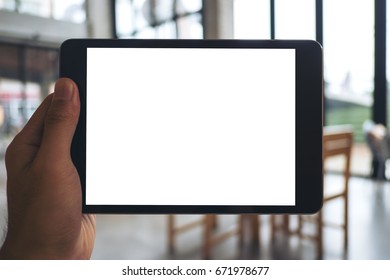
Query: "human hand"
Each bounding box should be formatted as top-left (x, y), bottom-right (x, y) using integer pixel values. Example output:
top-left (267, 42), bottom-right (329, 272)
top-left (0, 78), bottom-right (96, 259)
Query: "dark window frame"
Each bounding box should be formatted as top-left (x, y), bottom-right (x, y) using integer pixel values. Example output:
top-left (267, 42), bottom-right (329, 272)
top-left (111, 0), bottom-right (386, 126)
top-left (111, 0), bottom-right (204, 39)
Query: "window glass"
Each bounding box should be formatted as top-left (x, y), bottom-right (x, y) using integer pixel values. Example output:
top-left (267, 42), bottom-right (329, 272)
top-left (155, 21), bottom-right (177, 39)
top-left (275, 0), bottom-right (315, 39)
top-left (144, 0), bottom-right (174, 24)
top-left (323, 0), bottom-right (374, 176)
top-left (324, 0), bottom-right (374, 144)
top-left (0, 0), bottom-right (17, 10)
top-left (0, 0), bottom-right (86, 23)
top-left (0, 43), bottom-right (58, 136)
top-left (52, 0), bottom-right (86, 23)
top-left (115, 0), bottom-right (203, 39)
top-left (18, 0), bottom-right (51, 18)
top-left (133, 0), bottom-right (152, 30)
top-left (115, 0), bottom-right (134, 36)
top-left (0, 79), bottom-right (40, 135)
top-left (177, 13), bottom-right (203, 39)
top-left (177, 0), bottom-right (202, 14)
top-left (234, 0), bottom-right (270, 39)
top-left (134, 26), bottom-right (156, 38)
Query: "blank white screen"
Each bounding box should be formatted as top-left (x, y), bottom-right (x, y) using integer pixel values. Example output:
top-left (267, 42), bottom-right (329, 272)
top-left (86, 48), bottom-right (295, 206)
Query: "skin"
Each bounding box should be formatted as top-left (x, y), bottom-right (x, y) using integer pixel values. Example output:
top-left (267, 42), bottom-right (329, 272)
top-left (0, 78), bottom-right (96, 259)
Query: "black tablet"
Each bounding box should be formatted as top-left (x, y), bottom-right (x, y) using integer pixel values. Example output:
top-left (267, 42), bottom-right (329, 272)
top-left (60, 39), bottom-right (323, 214)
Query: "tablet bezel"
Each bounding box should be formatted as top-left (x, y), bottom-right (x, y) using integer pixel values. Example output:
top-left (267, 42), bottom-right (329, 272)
top-left (60, 39), bottom-right (323, 214)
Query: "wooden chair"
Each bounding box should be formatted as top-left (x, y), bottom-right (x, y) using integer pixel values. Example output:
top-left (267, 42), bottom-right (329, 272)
top-left (168, 214), bottom-right (260, 259)
top-left (271, 126), bottom-right (353, 259)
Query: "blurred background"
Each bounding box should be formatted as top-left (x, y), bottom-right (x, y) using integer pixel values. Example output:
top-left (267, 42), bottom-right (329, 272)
top-left (0, 0), bottom-right (390, 260)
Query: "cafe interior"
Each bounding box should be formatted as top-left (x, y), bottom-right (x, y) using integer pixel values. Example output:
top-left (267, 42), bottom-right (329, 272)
top-left (0, 0), bottom-right (390, 260)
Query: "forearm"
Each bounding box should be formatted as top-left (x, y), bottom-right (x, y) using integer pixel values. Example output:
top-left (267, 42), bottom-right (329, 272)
top-left (0, 235), bottom-right (68, 260)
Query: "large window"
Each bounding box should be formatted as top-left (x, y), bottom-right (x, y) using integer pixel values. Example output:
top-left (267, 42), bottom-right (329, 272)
top-left (0, 0), bottom-right (86, 23)
top-left (113, 0), bottom-right (386, 176)
top-left (115, 0), bottom-right (203, 39)
top-left (234, 0), bottom-right (315, 40)
top-left (233, 0), bottom-right (377, 176)
top-left (324, 0), bottom-right (374, 144)
top-left (0, 42), bottom-right (58, 136)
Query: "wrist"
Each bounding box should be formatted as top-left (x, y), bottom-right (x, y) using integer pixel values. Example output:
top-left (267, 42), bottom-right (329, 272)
top-left (0, 235), bottom-right (73, 260)
top-left (0, 239), bottom-right (17, 260)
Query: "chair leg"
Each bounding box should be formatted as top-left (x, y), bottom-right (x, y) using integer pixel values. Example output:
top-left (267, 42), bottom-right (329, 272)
top-left (203, 215), bottom-right (213, 259)
top-left (250, 215), bottom-right (260, 246)
top-left (297, 215), bottom-right (303, 237)
top-left (282, 215), bottom-right (290, 233)
top-left (344, 192), bottom-right (349, 251)
top-left (344, 151), bottom-right (350, 253)
top-left (238, 215), bottom-right (245, 246)
top-left (210, 214), bottom-right (218, 230)
top-left (317, 211), bottom-right (323, 259)
top-left (168, 215), bottom-right (175, 254)
top-left (270, 215), bottom-right (276, 240)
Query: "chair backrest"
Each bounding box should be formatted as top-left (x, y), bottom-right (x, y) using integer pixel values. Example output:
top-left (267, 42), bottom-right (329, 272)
top-left (323, 126), bottom-right (353, 187)
top-left (323, 126), bottom-right (353, 160)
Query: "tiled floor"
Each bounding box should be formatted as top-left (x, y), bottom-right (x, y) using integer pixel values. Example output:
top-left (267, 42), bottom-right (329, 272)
top-left (1, 160), bottom-right (390, 259)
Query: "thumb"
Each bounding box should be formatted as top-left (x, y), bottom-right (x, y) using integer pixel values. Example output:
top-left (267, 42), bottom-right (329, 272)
top-left (37, 78), bottom-right (80, 162)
